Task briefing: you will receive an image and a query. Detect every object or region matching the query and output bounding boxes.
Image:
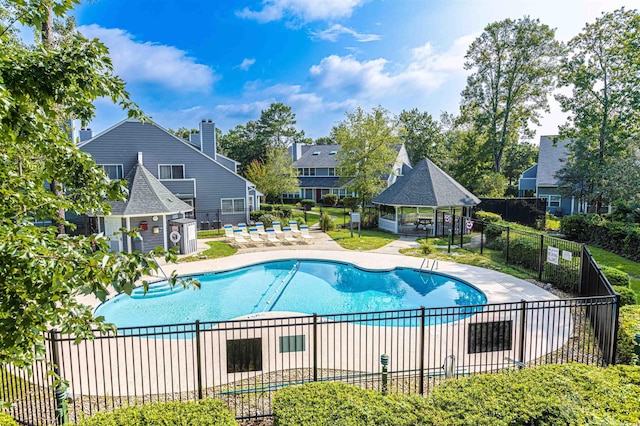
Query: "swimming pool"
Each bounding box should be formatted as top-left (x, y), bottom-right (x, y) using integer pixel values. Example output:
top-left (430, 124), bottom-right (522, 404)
top-left (95, 259), bottom-right (487, 328)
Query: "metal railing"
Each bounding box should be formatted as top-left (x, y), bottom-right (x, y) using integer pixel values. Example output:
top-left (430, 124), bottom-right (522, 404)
top-left (1, 296), bottom-right (617, 424)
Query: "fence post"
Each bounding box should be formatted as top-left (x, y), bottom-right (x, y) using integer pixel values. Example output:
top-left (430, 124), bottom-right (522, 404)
top-left (578, 244), bottom-right (586, 296)
top-left (518, 301), bottom-right (527, 367)
top-left (49, 330), bottom-right (68, 426)
top-left (441, 211), bottom-right (445, 238)
top-left (195, 320), bottom-right (203, 399)
top-left (313, 313), bottom-right (318, 382)
top-left (480, 221), bottom-right (484, 254)
top-left (451, 213), bottom-right (456, 243)
top-left (611, 294), bottom-right (621, 365)
top-left (419, 307), bottom-right (426, 394)
top-left (380, 354), bottom-right (389, 396)
top-left (505, 227), bottom-right (510, 264)
top-left (538, 234), bottom-right (544, 281)
top-left (459, 215), bottom-right (464, 247)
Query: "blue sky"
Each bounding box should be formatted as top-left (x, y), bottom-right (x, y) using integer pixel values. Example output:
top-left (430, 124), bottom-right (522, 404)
top-left (73, 0), bottom-right (636, 140)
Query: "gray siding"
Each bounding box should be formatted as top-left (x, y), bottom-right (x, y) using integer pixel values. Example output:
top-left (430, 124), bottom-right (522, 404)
top-left (131, 216), bottom-right (165, 253)
top-left (161, 180), bottom-right (196, 198)
top-left (81, 121), bottom-right (248, 213)
top-left (216, 155), bottom-right (237, 172)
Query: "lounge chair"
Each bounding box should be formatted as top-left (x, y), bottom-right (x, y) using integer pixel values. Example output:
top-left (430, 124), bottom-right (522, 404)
top-left (289, 221), bottom-right (301, 235)
top-left (255, 222), bottom-right (267, 236)
top-left (223, 224), bottom-right (234, 240)
top-left (266, 228), bottom-right (281, 245)
top-left (272, 221), bottom-right (284, 237)
top-left (249, 227), bottom-right (263, 244)
top-left (233, 229), bottom-right (249, 246)
top-left (299, 225), bottom-right (314, 244)
top-left (238, 223), bottom-right (250, 236)
top-left (282, 227), bottom-right (297, 244)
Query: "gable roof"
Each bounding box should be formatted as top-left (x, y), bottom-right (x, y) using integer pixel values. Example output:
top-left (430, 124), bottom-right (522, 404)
top-left (372, 158), bottom-right (480, 207)
top-left (293, 144), bottom-right (341, 168)
top-left (536, 136), bottom-right (570, 187)
top-left (78, 119), bottom-right (256, 189)
top-left (109, 162), bottom-right (193, 216)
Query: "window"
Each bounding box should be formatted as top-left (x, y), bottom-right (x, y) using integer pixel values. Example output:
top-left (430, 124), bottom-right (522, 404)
top-left (328, 168), bottom-right (336, 176)
top-left (539, 195), bottom-right (561, 208)
top-left (279, 335), bottom-right (306, 353)
top-left (299, 168), bottom-right (316, 176)
top-left (159, 164), bottom-right (185, 179)
top-left (227, 338), bottom-right (262, 373)
top-left (468, 320), bottom-right (513, 354)
top-left (221, 198), bottom-right (245, 214)
top-left (100, 164), bottom-right (123, 180)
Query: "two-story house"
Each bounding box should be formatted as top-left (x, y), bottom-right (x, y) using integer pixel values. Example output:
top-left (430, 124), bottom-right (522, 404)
top-left (518, 136), bottom-right (583, 216)
top-left (77, 118), bottom-right (260, 252)
top-left (288, 143), bottom-right (411, 203)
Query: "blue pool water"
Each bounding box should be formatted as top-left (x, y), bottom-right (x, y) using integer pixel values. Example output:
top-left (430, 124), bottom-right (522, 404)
top-left (95, 260), bottom-right (486, 328)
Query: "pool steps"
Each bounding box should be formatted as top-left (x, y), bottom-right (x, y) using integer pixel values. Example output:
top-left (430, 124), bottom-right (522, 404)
top-left (129, 282), bottom-right (187, 299)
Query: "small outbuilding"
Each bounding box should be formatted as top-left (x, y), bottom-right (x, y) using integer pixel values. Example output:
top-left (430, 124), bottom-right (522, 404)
top-left (372, 158), bottom-right (480, 235)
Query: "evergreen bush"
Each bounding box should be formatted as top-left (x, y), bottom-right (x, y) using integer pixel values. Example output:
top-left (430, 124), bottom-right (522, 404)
top-left (77, 399), bottom-right (236, 426)
top-left (319, 213), bottom-right (335, 232)
top-left (0, 413), bottom-right (17, 426)
top-left (618, 305), bottom-right (640, 365)
top-left (341, 196), bottom-right (359, 212)
top-left (474, 211), bottom-right (502, 223)
top-left (257, 214), bottom-right (277, 228)
top-left (613, 286), bottom-right (637, 307)
top-left (321, 193), bottom-right (338, 207)
top-left (300, 199), bottom-right (316, 211)
top-left (602, 267), bottom-right (630, 287)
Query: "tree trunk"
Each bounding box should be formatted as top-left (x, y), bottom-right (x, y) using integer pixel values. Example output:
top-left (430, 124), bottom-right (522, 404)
top-left (42, 6), bottom-right (66, 235)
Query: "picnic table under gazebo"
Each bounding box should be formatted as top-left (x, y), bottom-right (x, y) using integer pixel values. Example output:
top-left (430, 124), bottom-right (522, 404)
top-left (372, 158), bottom-right (480, 236)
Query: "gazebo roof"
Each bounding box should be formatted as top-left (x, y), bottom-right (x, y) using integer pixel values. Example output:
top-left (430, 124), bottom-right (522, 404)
top-left (372, 158), bottom-right (480, 207)
top-left (109, 163), bottom-right (194, 216)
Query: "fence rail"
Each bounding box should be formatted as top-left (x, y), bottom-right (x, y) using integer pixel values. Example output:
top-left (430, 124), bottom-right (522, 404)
top-left (2, 295), bottom-right (618, 424)
top-left (1, 217), bottom-right (620, 424)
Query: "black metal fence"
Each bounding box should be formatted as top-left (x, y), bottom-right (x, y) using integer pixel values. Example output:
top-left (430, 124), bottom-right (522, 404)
top-left (1, 295), bottom-right (618, 424)
top-left (474, 198), bottom-right (547, 228)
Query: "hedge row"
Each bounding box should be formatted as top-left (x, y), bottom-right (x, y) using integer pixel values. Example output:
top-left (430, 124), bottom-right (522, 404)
top-left (618, 305), bottom-right (640, 365)
top-left (273, 364), bottom-right (640, 425)
top-left (0, 413), bottom-right (17, 426)
top-left (561, 214), bottom-right (640, 261)
top-left (77, 399), bottom-right (236, 425)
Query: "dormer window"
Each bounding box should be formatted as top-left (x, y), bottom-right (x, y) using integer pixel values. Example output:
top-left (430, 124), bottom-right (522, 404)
top-left (159, 164), bottom-right (185, 179)
top-left (329, 150), bottom-right (337, 155)
top-left (313, 151), bottom-right (321, 155)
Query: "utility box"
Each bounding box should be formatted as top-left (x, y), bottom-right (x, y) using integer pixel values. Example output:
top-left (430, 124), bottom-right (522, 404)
top-left (168, 218), bottom-right (198, 254)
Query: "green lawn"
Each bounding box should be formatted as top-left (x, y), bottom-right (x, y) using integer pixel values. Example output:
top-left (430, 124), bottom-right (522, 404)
top-left (197, 230), bottom-right (224, 239)
top-left (180, 241), bottom-right (237, 262)
top-left (587, 245), bottom-right (640, 296)
top-left (326, 228), bottom-right (398, 250)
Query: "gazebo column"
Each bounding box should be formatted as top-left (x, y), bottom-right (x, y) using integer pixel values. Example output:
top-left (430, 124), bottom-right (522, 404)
top-left (394, 206), bottom-right (398, 234)
top-left (126, 217), bottom-right (132, 254)
top-left (162, 215), bottom-right (168, 250)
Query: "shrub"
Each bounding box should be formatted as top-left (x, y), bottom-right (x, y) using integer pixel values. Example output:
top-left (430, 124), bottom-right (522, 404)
top-left (618, 305), bottom-right (640, 365)
top-left (613, 286), bottom-right (637, 307)
top-left (341, 196), bottom-right (359, 212)
top-left (257, 214), bottom-right (277, 228)
top-left (503, 236), bottom-right (538, 270)
top-left (279, 206), bottom-right (292, 219)
top-left (77, 399), bottom-right (236, 426)
top-left (0, 413), bottom-right (17, 426)
top-left (542, 261), bottom-right (579, 292)
top-left (361, 210), bottom-right (378, 229)
top-left (419, 238), bottom-right (435, 255)
top-left (249, 210), bottom-right (265, 222)
top-left (322, 193), bottom-right (338, 207)
top-left (474, 211), bottom-right (502, 223)
top-left (319, 213), bottom-right (335, 232)
top-left (261, 204), bottom-right (274, 212)
top-left (483, 223), bottom-right (504, 243)
top-left (428, 363), bottom-right (640, 425)
top-left (300, 199), bottom-right (316, 211)
top-left (561, 213), bottom-right (601, 241)
top-left (602, 266), bottom-right (630, 288)
top-left (272, 382), bottom-right (424, 426)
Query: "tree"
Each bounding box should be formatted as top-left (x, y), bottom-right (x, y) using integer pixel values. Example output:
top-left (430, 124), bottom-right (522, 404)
top-left (168, 127), bottom-right (198, 140)
top-left (556, 8), bottom-right (640, 211)
top-left (244, 147), bottom-right (299, 203)
top-left (0, 1), bottom-right (191, 370)
top-left (461, 16), bottom-right (561, 173)
top-left (501, 142), bottom-right (538, 186)
top-left (314, 136), bottom-right (335, 145)
top-left (398, 108), bottom-right (446, 166)
top-left (217, 121), bottom-right (262, 173)
top-left (334, 107), bottom-right (400, 209)
top-left (257, 102), bottom-right (306, 149)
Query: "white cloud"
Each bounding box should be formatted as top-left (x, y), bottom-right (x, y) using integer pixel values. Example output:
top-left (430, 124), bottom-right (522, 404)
top-left (79, 24), bottom-right (217, 92)
top-left (312, 24), bottom-right (380, 42)
top-left (236, 58), bottom-right (256, 71)
top-left (309, 34), bottom-right (475, 100)
top-left (236, 0), bottom-right (366, 23)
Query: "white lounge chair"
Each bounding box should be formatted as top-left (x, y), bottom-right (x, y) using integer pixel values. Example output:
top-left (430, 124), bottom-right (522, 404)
top-left (299, 225), bottom-right (314, 243)
top-left (282, 227), bottom-right (297, 244)
top-left (249, 227), bottom-right (263, 244)
top-left (223, 224), bottom-right (234, 240)
top-left (272, 221), bottom-right (284, 237)
top-left (266, 228), bottom-right (281, 245)
top-left (233, 229), bottom-right (249, 246)
top-left (289, 221), bottom-right (301, 235)
top-left (237, 223), bottom-right (250, 237)
top-left (255, 222), bottom-right (267, 236)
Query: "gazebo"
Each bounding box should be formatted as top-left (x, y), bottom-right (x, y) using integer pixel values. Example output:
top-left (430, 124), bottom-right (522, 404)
top-left (372, 158), bottom-right (480, 235)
